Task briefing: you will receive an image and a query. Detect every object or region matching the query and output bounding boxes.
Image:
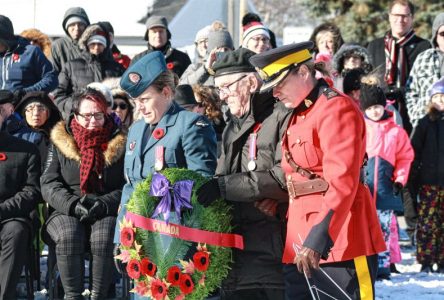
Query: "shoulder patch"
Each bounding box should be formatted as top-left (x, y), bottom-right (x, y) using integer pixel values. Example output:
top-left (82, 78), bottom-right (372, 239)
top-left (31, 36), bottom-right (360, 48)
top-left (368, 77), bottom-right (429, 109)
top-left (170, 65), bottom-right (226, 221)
top-left (195, 119), bottom-right (210, 127)
top-left (323, 88), bottom-right (339, 100)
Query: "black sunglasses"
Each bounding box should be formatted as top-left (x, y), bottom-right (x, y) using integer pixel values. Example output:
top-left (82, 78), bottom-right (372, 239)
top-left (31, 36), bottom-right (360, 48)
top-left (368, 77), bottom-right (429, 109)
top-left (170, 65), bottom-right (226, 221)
top-left (112, 103), bottom-right (128, 110)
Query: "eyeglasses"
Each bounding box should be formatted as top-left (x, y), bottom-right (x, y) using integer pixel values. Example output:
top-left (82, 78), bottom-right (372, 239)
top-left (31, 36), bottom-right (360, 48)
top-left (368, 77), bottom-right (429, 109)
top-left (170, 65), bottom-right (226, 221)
top-left (389, 13), bottom-right (412, 20)
top-left (25, 105), bottom-right (47, 113)
top-left (438, 32), bottom-right (444, 37)
top-left (112, 103), bottom-right (128, 110)
top-left (76, 112), bottom-right (105, 121)
top-left (250, 36), bottom-right (270, 43)
top-left (215, 75), bottom-right (248, 96)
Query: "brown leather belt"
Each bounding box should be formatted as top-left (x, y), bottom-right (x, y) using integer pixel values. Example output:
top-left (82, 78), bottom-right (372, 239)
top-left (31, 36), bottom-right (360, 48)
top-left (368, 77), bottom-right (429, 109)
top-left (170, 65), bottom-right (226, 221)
top-left (287, 177), bottom-right (329, 199)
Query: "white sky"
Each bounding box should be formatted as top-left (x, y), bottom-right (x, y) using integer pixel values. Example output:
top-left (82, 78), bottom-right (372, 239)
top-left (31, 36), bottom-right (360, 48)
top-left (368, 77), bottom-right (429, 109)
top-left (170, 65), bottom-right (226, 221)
top-left (2, 0), bottom-right (151, 37)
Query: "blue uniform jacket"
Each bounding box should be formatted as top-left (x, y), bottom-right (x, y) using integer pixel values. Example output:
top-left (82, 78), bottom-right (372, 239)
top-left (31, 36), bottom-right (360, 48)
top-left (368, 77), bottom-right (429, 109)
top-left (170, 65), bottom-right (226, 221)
top-left (114, 102), bottom-right (217, 243)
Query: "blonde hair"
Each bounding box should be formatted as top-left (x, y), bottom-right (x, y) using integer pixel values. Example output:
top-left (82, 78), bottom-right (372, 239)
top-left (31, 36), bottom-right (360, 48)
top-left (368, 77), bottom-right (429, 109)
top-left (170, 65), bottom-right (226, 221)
top-left (360, 74), bottom-right (380, 86)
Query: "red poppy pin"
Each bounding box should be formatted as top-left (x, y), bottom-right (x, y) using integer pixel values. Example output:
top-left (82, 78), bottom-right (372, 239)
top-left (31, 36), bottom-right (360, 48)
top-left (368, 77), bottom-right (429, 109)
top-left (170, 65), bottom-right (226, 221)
top-left (12, 53), bottom-right (20, 63)
top-left (152, 128), bottom-right (165, 140)
top-left (0, 153), bottom-right (7, 161)
top-left (166, 62), bottom-right (175, 70)
top-left (129, 141), bottom-right (136, 151)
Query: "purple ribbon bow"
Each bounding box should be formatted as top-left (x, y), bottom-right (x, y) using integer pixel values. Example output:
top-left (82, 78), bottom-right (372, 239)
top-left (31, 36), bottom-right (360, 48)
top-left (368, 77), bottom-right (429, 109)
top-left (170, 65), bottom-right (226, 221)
top-left (150, 173), bottom-right (194, 223)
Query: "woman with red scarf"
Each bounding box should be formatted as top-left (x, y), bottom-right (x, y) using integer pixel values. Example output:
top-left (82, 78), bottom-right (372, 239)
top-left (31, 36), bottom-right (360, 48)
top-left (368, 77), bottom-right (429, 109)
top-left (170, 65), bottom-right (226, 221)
top-left (41, 88), bottom-right (126, 300)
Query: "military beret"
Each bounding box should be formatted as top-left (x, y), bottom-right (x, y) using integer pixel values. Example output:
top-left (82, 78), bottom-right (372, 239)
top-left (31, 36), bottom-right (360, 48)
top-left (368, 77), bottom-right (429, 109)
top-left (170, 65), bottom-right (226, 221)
top-left (175, 84), bottom-right (198, 107)
top-left (249, 41), bottom-right (314, 92)
top-left (119, 51), bottom-right (167, 99)
top-left (211, 48), bottom-right (256, 77)
top-left (0, 89), bottom-right (14, 105)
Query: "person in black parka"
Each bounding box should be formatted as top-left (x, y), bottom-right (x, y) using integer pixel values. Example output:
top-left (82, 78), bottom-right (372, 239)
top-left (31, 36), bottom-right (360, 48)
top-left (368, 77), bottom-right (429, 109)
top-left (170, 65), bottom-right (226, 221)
top-left (131, 15), bottom-right (191, 78)
top-left (0, 95), bottom-right (41, 300)
top-left (53, 23), bottom-right (125, 119)
top-left (41, 89), bottom-right (126, 299)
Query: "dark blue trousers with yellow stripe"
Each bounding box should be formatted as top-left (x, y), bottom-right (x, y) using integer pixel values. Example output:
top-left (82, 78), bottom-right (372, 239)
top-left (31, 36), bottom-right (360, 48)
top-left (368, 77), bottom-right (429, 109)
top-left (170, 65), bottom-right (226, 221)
top-left (283, 255), bottom-right (378, 299)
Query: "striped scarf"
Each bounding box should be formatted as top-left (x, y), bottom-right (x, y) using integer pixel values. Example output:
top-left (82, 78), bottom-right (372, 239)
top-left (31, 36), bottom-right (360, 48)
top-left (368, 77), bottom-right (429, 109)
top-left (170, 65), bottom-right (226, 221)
top-left (384, 29), bottom-right (416, 86)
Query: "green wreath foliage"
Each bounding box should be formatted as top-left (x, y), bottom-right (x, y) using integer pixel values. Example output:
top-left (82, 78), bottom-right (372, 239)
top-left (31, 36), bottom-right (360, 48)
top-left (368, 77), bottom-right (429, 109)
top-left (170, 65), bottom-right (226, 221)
top-left (126, 168), bottom-right (233, 300)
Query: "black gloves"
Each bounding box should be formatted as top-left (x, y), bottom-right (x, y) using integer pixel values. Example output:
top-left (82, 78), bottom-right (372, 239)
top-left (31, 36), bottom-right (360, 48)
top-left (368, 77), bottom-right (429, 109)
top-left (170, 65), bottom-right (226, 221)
top-left (393, 182), bottom-right (403, 196)
top-left (80, 194), bottom-right (107, 220)
top-left (71, 194), bottom-right (108, 223)
top-left (196, 178), bottom-right (221, 207)
top-left (113, 244), bottom-right (127, 274)
top-left (72, 202), bottom-right (91, 222)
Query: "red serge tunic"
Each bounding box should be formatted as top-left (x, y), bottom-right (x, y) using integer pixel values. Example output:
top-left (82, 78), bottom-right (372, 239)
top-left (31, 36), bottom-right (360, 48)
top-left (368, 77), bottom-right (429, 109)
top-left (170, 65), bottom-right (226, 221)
top-left (281, 81), bottom-right (386, 264)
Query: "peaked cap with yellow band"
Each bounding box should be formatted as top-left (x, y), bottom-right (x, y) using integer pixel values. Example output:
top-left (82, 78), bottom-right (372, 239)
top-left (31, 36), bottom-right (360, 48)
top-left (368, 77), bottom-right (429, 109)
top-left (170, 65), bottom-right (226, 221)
top-left (249, 41), bottom-right (314, 92)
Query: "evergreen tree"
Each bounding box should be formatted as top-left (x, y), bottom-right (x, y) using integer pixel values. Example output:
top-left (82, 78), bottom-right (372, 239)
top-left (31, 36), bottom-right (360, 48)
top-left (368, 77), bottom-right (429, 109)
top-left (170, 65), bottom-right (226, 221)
top-left (300, 0), bottom-right (444, 45)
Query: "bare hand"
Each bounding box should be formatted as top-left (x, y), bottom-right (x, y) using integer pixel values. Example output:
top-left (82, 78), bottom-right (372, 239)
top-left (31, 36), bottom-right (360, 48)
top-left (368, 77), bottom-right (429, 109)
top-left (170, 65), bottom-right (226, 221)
top-left (294, 246), bottom-right (321, 277)
top-left (254, 199), bottom-right (278, 217)
top-left (205, 48), bottom-right (218, 70)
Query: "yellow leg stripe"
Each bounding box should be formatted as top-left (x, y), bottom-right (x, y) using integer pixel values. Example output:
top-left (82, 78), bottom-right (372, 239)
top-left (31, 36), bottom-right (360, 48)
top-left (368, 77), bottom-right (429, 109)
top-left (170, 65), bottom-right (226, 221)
top-left (354, 255), bottom-right (373, 300)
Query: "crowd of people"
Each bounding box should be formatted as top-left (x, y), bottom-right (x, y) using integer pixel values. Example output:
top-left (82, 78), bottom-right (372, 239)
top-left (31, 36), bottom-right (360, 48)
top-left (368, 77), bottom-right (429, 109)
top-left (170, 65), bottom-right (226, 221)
top-left (0, 0), bottom-right (443, 299)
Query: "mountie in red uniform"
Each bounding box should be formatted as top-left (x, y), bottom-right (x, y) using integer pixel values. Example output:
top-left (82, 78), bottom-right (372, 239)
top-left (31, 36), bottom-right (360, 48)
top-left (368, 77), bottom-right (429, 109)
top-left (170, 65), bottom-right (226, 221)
top-left (281, 80), bottom-right (386, 264)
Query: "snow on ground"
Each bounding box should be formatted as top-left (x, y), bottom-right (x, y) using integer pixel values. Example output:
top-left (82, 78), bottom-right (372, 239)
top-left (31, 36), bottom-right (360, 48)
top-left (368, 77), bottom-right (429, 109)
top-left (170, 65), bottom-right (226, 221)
top-left (375, 243), bottom-right (444, 299)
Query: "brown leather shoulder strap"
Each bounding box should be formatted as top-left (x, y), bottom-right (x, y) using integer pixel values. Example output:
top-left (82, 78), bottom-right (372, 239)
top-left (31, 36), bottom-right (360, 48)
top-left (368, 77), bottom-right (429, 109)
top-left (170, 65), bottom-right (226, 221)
top-left (284, 150), bottom-right (317, 180)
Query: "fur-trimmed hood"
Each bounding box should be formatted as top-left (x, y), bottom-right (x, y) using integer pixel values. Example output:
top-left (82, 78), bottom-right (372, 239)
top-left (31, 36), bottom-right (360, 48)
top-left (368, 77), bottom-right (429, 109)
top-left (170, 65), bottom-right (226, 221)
top-left (50, 120), bottom-right (126, 166)
top-left (78, 24), bottom-right (110, 52)
top-left (333, 43), bottom-right (373, 75)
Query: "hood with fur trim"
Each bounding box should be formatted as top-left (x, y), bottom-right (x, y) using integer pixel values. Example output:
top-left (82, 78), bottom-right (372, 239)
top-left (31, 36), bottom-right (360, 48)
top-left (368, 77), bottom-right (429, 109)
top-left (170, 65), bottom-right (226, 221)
top-left (78, 24), bottom-right (110, 52)
top-left (50, 120), bottom-right (126, 166)
top-left (333, 43), bottom-right (373, 75)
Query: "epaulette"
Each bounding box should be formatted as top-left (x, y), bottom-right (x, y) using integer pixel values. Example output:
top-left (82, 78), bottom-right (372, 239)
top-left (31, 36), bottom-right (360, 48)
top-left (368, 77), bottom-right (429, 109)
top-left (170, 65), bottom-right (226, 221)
top-left (323, 87), bottom-right (340, 100)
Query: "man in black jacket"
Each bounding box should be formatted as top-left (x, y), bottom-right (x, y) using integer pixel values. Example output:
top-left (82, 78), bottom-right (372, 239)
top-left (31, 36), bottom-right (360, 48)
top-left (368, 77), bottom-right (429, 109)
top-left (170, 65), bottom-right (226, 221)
top-left (51, 7), bottom-right (90, 73)
top-left (131, 15), bottom-right (191, 77)
top-left (0, 93), bottom-right (41, 299)
top-left (367, 0), bottom-right (430, 134)
top-left (196, 48), bottom-right (290, 300)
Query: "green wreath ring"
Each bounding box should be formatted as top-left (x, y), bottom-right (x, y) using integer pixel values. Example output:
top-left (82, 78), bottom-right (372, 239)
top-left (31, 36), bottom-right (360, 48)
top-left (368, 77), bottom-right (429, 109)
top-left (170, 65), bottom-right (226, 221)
top-left (116, 168), bottom-right (235, 300)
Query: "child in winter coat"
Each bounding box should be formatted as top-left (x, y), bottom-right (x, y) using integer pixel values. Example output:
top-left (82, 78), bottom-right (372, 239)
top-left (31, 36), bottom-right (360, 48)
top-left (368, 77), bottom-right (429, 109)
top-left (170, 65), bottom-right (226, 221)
top-left (409, 78), bottom-right (444, 273)
top-left (360, 76), bottom-right (414, 279)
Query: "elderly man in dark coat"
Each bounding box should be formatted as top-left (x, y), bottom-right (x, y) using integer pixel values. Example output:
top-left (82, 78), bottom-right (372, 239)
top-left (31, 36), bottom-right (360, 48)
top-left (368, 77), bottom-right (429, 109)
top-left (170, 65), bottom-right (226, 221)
top-left (196, 48), bottom-right (291, 300)
top-left (0, 92), bottom-right (41, 299)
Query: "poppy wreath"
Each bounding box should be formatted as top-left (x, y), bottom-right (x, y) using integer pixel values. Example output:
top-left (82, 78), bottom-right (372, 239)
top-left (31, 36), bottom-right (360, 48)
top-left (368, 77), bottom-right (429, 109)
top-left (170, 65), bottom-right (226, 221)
top-left (116, 168), bottom-right (234, 300)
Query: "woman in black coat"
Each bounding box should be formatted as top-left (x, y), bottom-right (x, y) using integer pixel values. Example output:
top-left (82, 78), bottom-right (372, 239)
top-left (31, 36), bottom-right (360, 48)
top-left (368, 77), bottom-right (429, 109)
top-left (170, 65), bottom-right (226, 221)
top-left (15, 91), bottom-right (62, 170)
top-left (41, 88), bottom-right (126, 299)
top-left (53, 23), bottom-right (125, 119)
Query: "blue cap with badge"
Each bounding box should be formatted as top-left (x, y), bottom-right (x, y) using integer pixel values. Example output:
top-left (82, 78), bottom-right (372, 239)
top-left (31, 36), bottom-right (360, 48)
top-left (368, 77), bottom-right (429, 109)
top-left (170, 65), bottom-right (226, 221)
top-left (119, 51), bottom-right (167, 98)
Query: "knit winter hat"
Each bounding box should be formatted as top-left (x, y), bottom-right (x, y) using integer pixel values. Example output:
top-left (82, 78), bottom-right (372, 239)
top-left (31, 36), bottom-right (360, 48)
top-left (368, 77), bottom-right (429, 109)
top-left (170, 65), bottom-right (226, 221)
top-left (65, 16), bottom-right (88, 30)
top-left (87, 82), bottom-right (113, 108)
top-left (428, 78), bottom-right (444, 98)
top-left (0, 15), bottom-right (15, 48)
top-left (195, 25), bottom-right (212, 43)
top-left (343, 68), bottom-right (365, 94)
top-left (87, 34), bottom-right (107, 47)
top-left (359, 83), bottom-right (386, 110)
top-left (144, 16), bottom-right (170, 41)
top-left (207, 30), bottom-right (234, 52)
top-left (241, 22), bottom-right (270, 48)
